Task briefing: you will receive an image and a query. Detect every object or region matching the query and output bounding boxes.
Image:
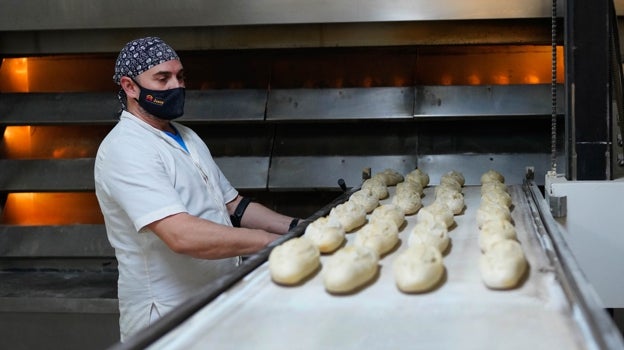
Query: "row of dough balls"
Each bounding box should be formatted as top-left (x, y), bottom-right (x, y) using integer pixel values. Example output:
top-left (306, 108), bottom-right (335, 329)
top-left (269, 168), bottom-right (425, 292)
top-left (358, 168), bottom-right (429, 216)
top-left (433, 170), bottom-right (465, 215)
top-left (392, 168), bottom-right (429, 215)
top-left (352, 169), bottom-right (444, 293)
top-left (323, 204), bottom-right (408, 293)
top-left (477, 170), bottom-right (528, 290)
top-left (396, 170), bottom-right (465, 293)
top-left (317, 169), bottom-right (422, 293)
top-left (274, 168), bottom-right (462, 294)
top-left (271, 204), bottom-right (405, 292)
top-left (270, 168), bottom-right (465, 294)
top-left (296, 168), bottom-right (409, 261)
top-left (406, 170), bottom-right (465, 255)
top-left (267, 234), bottom-right (382, 294)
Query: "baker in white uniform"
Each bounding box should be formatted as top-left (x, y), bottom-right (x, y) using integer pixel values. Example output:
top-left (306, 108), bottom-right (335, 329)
top-left (94, 37), bottom-right (299, 341)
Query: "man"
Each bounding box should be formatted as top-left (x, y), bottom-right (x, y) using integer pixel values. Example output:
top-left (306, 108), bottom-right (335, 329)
top-left (94, 37), bottom-right (298, 341)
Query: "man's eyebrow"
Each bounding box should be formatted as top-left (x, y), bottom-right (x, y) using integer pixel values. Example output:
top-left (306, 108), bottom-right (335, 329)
top-left (152, 71), bottom-right (173, 77)
top-left (152, 69), bottom-right (184, 78)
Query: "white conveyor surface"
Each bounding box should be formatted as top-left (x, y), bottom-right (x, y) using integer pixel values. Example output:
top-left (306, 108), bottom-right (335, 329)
top-left (150, 185), bottom-right (588, 350)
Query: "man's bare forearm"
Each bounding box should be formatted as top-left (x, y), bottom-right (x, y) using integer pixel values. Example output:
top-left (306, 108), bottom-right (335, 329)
top-left (240, 202), bottom-right (296, 234)
top-left (148, 212), bottom-right (280, 259)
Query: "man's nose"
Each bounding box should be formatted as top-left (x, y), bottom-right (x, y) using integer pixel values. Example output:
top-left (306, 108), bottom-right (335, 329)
top-left (169, 79), bottom-right (184, 89)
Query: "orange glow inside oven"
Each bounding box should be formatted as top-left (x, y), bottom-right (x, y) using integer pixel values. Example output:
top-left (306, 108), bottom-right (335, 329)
top-left (0, 45), bottom-right (564, 91)
top-left (0, 57), bottom-right (30, 91)
top-left (1, 126), bottom-right (109, 225)
top-left (417, 45), bottom-right (564, 86)
top-left (269, 45), bottom-right (563, 88)
top-left (1, 126), bottom-right (108, 159)
top-left (1, 192), bottom-right (104, 225)
top-left (0, 56), bottom-right (115, 93)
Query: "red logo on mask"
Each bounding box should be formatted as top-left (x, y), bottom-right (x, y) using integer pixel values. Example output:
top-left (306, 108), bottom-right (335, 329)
top-left (146, 94), bottom-right (154, 102)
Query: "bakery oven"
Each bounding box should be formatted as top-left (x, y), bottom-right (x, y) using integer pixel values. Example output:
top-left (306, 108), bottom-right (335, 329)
top-left (0, 45), bottom-right (567, 223)
top-left (1, 0), bottom-right (623, 349)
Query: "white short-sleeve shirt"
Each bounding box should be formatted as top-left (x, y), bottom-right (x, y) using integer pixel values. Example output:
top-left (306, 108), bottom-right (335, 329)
top-left (94, 111), bottom-right (239, 340)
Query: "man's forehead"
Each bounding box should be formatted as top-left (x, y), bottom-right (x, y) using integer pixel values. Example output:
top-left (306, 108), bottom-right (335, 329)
top-left (140, 60), bottom-right (184, 77)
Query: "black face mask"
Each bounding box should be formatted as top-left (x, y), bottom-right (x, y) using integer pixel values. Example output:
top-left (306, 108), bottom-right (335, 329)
top-left (133, 79), bottom-right (185, 120)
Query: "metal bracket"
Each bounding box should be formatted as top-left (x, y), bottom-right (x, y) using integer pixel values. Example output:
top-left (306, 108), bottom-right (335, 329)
top-left (545, 170), bottom-right (567, 218)
top-left (362, 167), bottom-right (372, 181)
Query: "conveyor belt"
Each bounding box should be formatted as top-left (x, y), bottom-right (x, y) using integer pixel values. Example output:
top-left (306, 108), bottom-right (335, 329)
top-left (143, 183), bottom-right (620, 350)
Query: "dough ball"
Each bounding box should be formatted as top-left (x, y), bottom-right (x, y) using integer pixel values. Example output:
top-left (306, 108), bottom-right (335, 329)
top-left (404, 175), bottom-right (425, 189)
top-left (406, 169), bottom-right (430, 187)
top-left (476, 201), bottom-right (512, 227)
top-left (374, 168), bottom-right (404, 186)
top-left (329, 201), bottom-right (367, 232)
top-left (443, 170), bottom-right (465, 186)
top-left (269, 237), bottom-right (320, 285)
top-left (439, 176), bottom-right (462, 192)
top-left (481, 189), bottom-right (512, 208)
top-left (417, 202), bottom-right (455, 229)
top-left (396, 179), bottom-right (424, 196)
top-left (434, 191), bottom-right (465, 215)
top-left (349, 188), bottom-right (380, 213)
top-left (392, 190), bottom-right (423, 215)
top-left (479, 219), bottom-right (517, 253)
top-left (304, 216), bottom-right (346, 253)
top-left (353, 219), bottom-right (399, 256)
top-left (408, 220), bottom-right (450, 253)
top-left (434, 183), bottom-right (460, 198)
top-left (393, 242), bottom-right (445, 293)
top-left (322, 245), bottom-right (379, 293)
top-left (481, 181), bottom-right (509, 194)
top-left (370, 204), bottom-right (406, 229)
top-left (361, 177), bottom-right (389, 200)
top-left (481, 170), bottom-right (505, 184)
top-left (370, 173), bottom-right (390, 186)
top-left (479, 240), bottom-right (527, 289)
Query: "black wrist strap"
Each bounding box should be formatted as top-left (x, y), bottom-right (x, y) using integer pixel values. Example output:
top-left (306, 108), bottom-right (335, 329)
top-left (289, 218), bottom-right (300, 231)
top-left (230, 197), bottom-right (252, 227)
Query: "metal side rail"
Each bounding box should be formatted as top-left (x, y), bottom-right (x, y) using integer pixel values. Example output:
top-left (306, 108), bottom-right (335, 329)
top-left (523, 179), bottom-right (624, 350)
top-left (610, 1), bottom-right (624, 156)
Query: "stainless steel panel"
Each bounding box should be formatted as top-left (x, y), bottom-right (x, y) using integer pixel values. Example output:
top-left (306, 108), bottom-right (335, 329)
top-left (0, 159), bottom-right (96, 191)
top-left (0, 93), bottom-right (119, 125)
top-left (213, 156), bottom-right (269, 190)
top-left (267, 88), bottom-right (413, 121)
top-left (182, 90), bottom-right (267, 122)
top-left (414, 84), bottom-right (564, 117)
top-left (0, 1), bottom-right (563, 31)
top-left (0, 297), bottom-right (117, 314)
top-left (0, 86), bottom-right (564, 124)
top-left (0, 91), bottom-right (266, 124)
top-left (551, 180), bottom-right (624, 307)
top-left (0, 307), bottom-right (119, 350)
top-left (0, 158), bottom-right (269, 192)
top-left (0, 225), bottom-right (112, 257)
top-left (524, 181), bottom-right (624, 350)
top-left (0, 21), bottom-right (554, 55)
top-left (268, 155), bottom-right (417, 190)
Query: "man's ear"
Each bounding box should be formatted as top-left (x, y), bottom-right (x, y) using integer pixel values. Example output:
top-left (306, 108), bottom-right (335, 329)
top-left (120, 76), bottom-right (139, 99)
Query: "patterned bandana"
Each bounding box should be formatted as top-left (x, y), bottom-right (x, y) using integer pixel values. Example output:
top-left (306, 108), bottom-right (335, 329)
top-left (113, 37), bottom-right (180, 110)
